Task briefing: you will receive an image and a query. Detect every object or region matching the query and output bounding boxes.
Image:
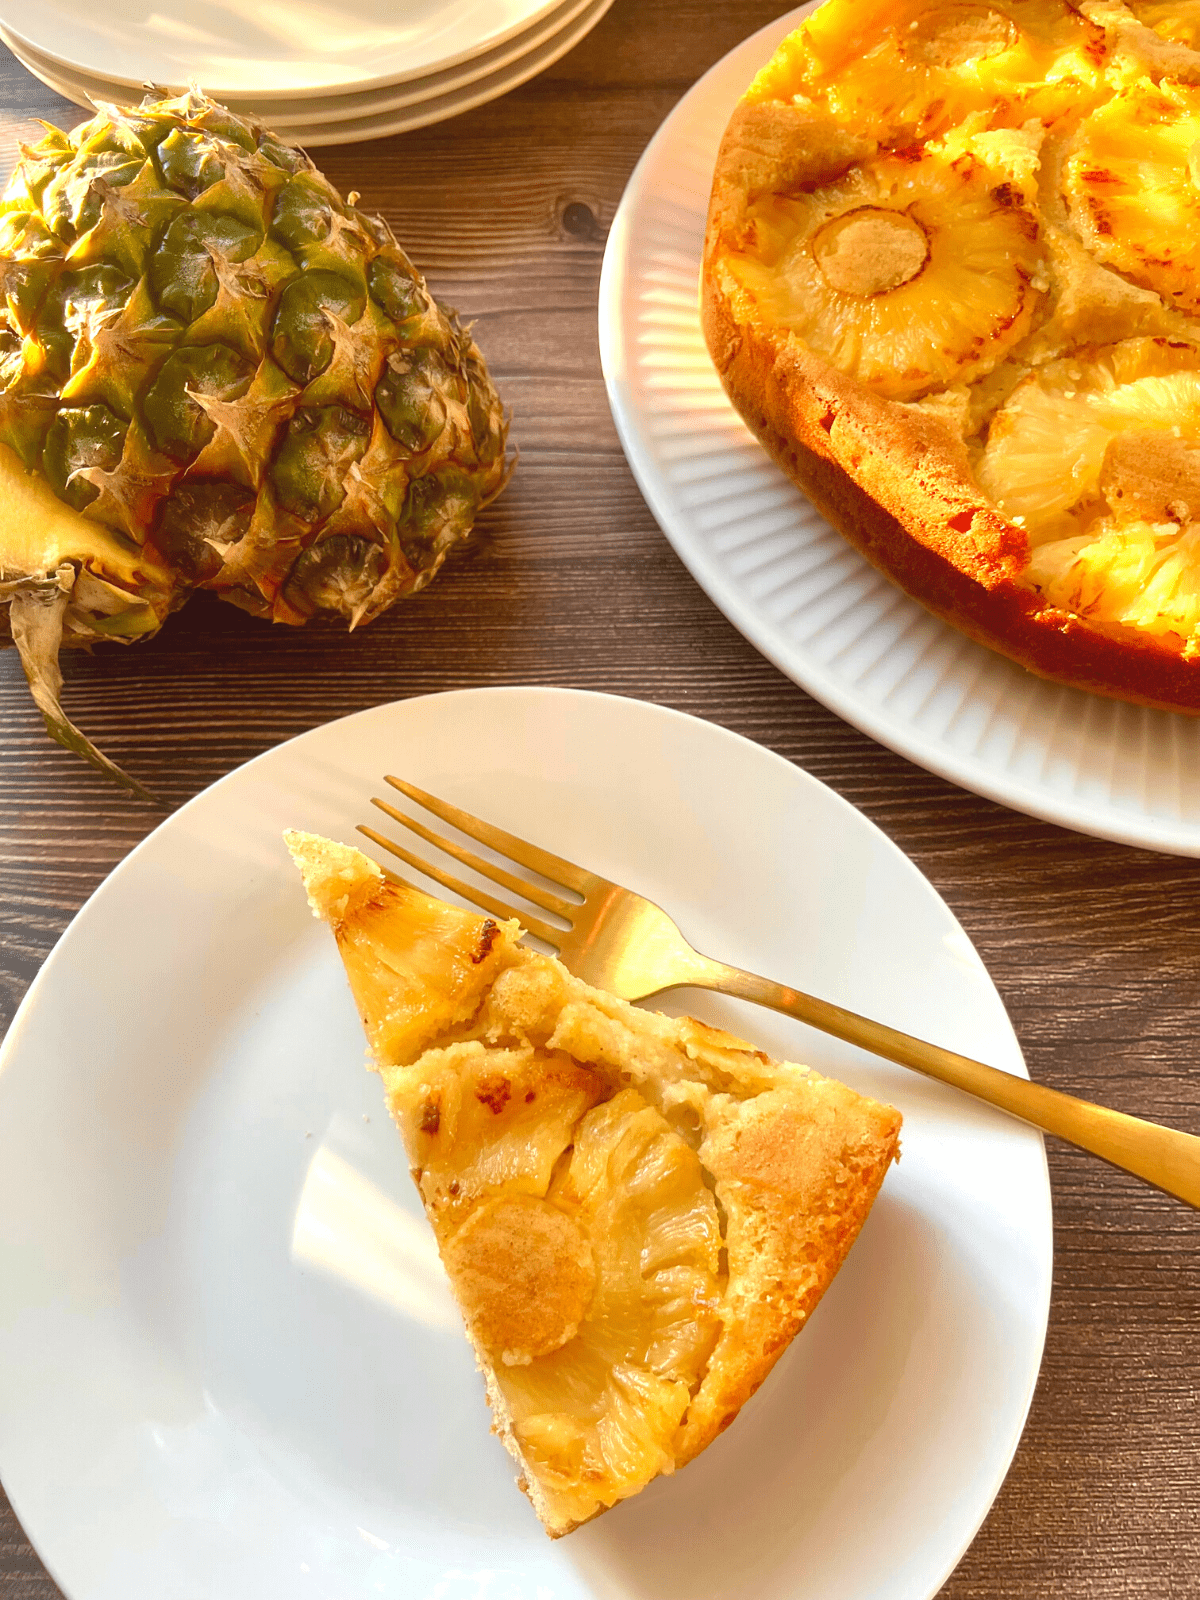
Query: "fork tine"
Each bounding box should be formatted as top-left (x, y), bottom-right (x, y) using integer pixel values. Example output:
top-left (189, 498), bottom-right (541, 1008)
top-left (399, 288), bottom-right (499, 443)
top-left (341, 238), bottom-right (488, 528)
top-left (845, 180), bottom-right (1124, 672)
top-left (356, 824), bottom-right (564, 948)
top-left (383, 775), bottom-right (595, 895)
top-left (370, 795), bottom-right (576, 920)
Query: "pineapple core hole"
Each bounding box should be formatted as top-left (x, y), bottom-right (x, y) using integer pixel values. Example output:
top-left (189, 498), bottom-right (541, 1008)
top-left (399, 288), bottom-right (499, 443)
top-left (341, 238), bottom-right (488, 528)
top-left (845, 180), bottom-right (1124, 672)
top-left (444, 1194), bottom-right (596, 1366)
top-left (813, 209), bottom-right (930, 297)
top-left (904, 5), bottom-right (1017, 65)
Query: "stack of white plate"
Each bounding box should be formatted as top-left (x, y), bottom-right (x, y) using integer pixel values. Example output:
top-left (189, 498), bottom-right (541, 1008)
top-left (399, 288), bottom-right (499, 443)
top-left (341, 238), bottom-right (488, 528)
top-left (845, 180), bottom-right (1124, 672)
top-left (0, 0), bottom-right (615, 145)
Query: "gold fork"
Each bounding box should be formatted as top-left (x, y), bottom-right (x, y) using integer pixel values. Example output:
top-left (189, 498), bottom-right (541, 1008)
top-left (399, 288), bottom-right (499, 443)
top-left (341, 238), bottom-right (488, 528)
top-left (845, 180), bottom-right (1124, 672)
top-left (360, 776), bottom-right (1200, 1211)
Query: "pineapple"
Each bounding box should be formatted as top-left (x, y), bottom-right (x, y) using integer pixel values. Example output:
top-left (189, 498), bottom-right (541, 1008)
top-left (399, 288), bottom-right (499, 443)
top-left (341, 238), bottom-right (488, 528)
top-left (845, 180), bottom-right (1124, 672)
top-left (0, 93), bottom-right (510, 795)
top-left (286, 832), bottom-right (902, 1537)
top-left (704, 0), bottom-right (1200, 700)
top-left (767, 0), bottom-right (1108, 148)
top-left (1026, 518), bottom-right (1200, 638)
top-left (976, 338), bottom-right (1200, 536)
top-left (724, 140), bottom-right (1044, 400)
top-left (979, 337), bottom-right (1200, 638)
top-left (1062, 80), bottom-right (1200, 314)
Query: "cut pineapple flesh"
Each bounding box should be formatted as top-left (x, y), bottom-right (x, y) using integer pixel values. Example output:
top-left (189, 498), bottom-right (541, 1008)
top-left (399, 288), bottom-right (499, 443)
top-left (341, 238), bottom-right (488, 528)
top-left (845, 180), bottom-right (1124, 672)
top-left (286, 833), bottom-right (902, 1537)
top-left (1063, 81), bottom-right (1200, 315)
top-left (977, 338), bottom-right (1200, 635)
top-left (429, 1075), bottom-right (723, 1530)
top-left (383, 959), bottom-right (724, 1528)
top-left (1026, 519), bottom-right (1200, 637)
top-left (727, 144), bottom-right (1043, 399)
top-left (716, 0), bottom-right (1200, 657)
top-left (976, 339), bottom-right (1200, 533)
top-left (767, 0), bottom-right (1107, 146)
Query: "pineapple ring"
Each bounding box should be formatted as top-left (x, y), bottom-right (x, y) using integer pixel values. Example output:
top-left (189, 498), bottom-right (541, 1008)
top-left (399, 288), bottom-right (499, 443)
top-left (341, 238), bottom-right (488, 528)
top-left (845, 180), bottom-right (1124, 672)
top-left (762, 0), bottom-right (1107, 146)
top-left (977, 338), bottom-right (1200, 539)
top-left (495, 1087), bottom-right (723, 1517)
top-left (725, 149), bottom-right (1042, 400)
top-left (1063, 81), bottom-right (1200, 315)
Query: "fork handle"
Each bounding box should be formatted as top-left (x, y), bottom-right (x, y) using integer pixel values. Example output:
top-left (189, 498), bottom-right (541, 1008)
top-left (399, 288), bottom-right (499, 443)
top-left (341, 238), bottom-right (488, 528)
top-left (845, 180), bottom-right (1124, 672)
top-left (690, 959), bottom-right (1200, 1209)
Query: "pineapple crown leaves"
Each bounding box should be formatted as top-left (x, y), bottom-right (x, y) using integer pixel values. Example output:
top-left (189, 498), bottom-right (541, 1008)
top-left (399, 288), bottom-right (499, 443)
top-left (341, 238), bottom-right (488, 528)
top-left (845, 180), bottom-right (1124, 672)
top-left (66, 567), bottom-right (162, 639)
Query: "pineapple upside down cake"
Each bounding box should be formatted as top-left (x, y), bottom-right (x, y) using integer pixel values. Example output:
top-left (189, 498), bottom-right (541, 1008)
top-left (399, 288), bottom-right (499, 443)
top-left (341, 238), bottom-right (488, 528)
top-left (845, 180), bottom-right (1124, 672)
top-left (703, 0), bottom-right (1200, 711)
top-left (287, 831), bottom-right (901, 1536)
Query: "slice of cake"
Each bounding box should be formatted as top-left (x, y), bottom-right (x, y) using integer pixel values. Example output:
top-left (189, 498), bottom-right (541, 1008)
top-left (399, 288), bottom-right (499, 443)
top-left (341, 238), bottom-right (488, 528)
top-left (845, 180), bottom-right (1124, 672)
top-left (286, 830), bottom-right (901, 1535)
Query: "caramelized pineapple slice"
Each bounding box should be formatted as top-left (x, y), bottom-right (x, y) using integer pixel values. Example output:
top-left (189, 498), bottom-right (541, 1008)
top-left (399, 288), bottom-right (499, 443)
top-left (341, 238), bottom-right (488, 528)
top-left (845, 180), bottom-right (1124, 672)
top-left (726, 143), bottom-right (1043, 400)
top-left (1027, 519), bottom-right (1200, 639)
top-left (976, 338), bottom-right (1200, 641)
top-left (768, 0), bottom-right (1107, 147)
top-left (287, 833), bottom-right (902, 1537)
top-left (977, 338), bottom-right (1200, 537)
top-left (1063, 81), bottom-right (1200, 315)
top-left (290, 835), bottom-right (521, 1066)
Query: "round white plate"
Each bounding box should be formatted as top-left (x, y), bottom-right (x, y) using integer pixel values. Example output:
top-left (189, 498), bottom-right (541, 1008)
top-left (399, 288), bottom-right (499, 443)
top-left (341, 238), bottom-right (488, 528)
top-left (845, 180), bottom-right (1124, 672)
top-left (0, 688), bottom-right (1050, 1600)
top-left (598, 4), bottom-right (1200, 856)
top-left (3, 0), bottom-right (614, 144)
top-left (0, 0), bottom-right (599, 127)
top-left (0, 0), bottom-right (564, 96)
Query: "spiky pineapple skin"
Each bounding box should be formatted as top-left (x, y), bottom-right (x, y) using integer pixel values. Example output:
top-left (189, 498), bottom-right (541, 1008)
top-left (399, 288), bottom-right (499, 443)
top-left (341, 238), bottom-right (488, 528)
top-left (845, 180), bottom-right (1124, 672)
top-left (1, 92), bottom-right (510, 624)
top-left (702, 0), bottom-right (1200, 710)
top-left (0, 92), bottom-right (510, 788)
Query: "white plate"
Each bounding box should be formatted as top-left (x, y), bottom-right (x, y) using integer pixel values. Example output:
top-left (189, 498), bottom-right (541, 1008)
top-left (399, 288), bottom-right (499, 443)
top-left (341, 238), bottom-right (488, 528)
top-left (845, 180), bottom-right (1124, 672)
top-left (3, 0), bottom-right (615, 144)
top-left (0, 0), bottom-right (564, 96)
top-left (0, 0), bottom-right (599, 127)
top-left (0, 688), bottom-right (1050, 1600)
top-left (598, 4), bottom-right (1200, 856)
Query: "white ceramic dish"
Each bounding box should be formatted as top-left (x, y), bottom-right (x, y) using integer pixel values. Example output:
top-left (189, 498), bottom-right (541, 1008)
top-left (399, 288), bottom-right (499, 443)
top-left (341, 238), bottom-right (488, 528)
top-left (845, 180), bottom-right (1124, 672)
top-left (598, 3), bottom-right (1200, 856)
top-left (2, 0), bottom-right (614, 143)
top-left (0, 687), bottom-right (1050, 1600)
top-left (0, 0), bottom-right (598, 127)
top-left (0, 0), bottom-right (564, 96)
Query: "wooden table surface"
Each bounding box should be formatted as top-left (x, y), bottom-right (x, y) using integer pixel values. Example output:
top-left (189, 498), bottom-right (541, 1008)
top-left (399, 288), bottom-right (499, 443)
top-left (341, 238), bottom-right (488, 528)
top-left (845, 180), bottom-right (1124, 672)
top-left (0, 2), bottom-right (1197, 1595)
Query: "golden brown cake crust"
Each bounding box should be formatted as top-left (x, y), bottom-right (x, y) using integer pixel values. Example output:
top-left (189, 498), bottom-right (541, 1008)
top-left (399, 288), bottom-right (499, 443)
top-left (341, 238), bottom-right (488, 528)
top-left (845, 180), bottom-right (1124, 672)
top-left (677, 1076), bottom-right (901, 1465)
top-left (700, 15), bottom-right (1200, 714)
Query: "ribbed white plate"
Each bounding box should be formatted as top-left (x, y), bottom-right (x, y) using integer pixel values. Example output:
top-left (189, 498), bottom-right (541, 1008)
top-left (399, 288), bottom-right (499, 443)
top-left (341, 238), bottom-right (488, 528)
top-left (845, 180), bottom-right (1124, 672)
top-left (598, 3), bottom-right (1200, 856)
top-left (3, 0), bottom-right (614, 144)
